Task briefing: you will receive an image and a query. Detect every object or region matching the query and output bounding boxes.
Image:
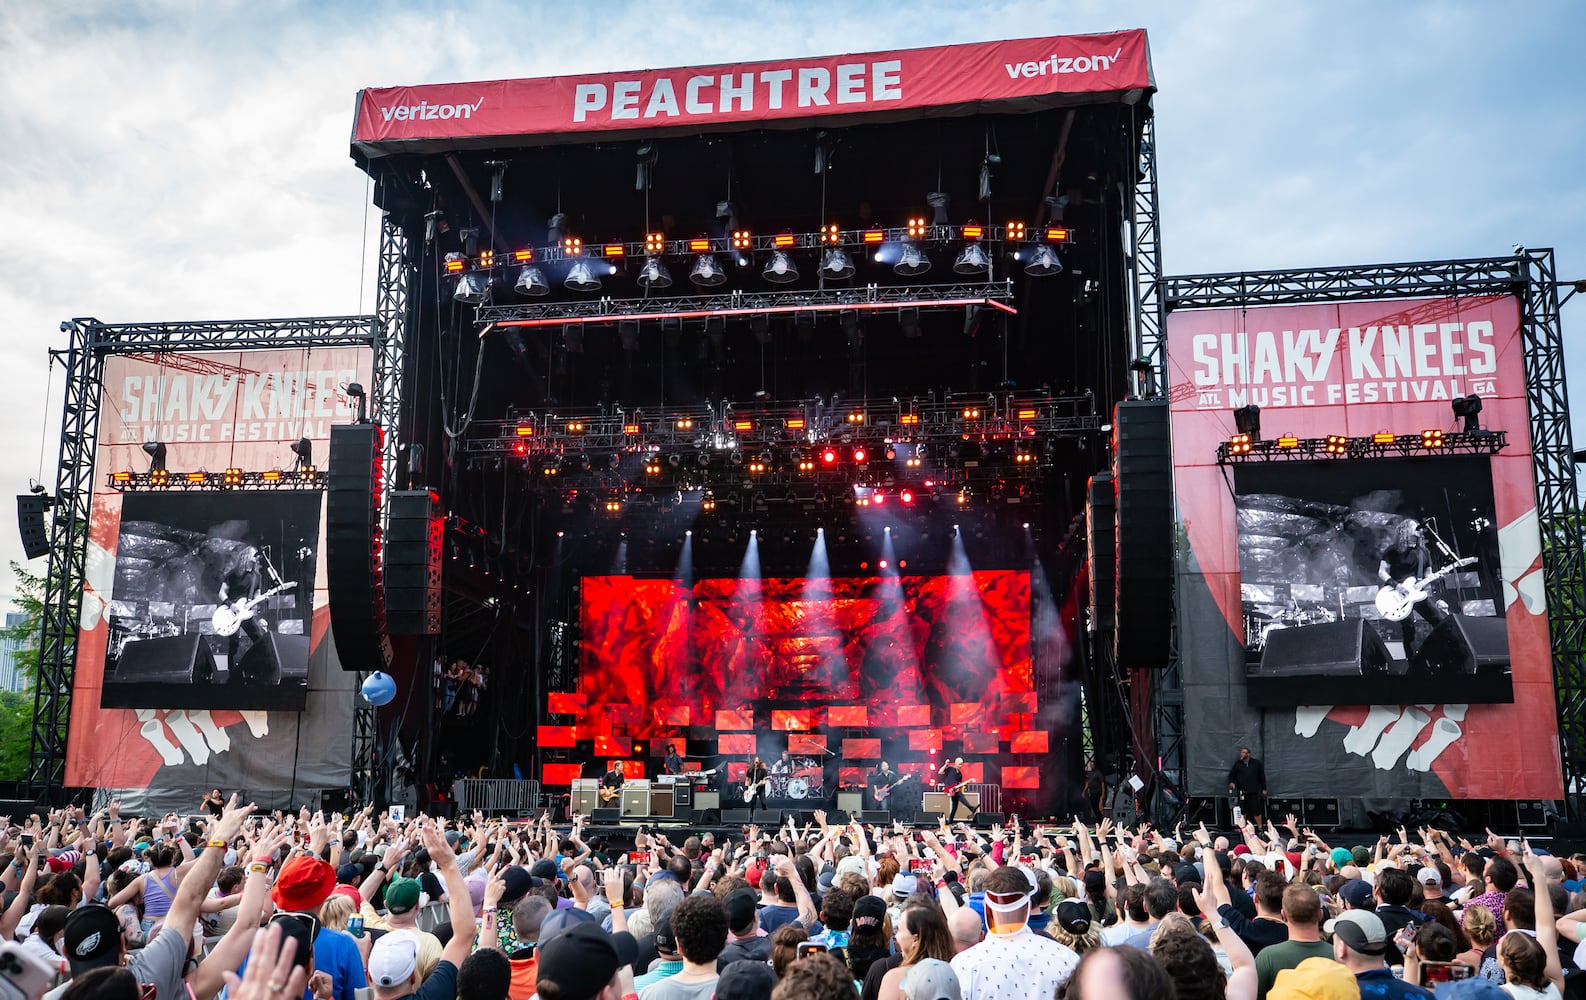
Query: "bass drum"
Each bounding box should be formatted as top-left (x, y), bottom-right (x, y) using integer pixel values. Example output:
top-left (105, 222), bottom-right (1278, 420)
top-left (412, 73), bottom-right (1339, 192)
top-left (786, 778), bottom-right (810, 800)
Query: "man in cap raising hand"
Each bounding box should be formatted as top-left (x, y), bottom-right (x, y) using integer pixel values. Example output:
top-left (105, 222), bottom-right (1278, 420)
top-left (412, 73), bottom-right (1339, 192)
top-left (367, 821), bottom-right (479, 1000)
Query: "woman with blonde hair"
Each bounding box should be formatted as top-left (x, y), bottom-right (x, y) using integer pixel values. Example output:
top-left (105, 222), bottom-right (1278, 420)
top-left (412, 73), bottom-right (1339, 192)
top-left (1459, 903), bottom-right (1495, 970)
top-left (1050, 899), bottom-right (1101, 954)
top-left (878, 903), bottom-right (955, 1000)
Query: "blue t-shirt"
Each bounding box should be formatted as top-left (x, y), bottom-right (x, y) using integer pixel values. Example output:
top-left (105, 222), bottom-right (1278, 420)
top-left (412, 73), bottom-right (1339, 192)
top-left (1354, 967), bottom-right (1434, 1000)
top-left (314, 928), bottom-right (367, 1000)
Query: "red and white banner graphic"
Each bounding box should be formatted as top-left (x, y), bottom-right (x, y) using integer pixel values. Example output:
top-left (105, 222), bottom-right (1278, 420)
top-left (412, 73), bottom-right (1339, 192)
top-left (353, 31), bottom-right (1152, 152)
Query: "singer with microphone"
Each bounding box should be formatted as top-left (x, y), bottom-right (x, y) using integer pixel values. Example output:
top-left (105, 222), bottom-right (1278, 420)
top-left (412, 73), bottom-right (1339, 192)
top-left (1376, 518), bottom-right (1450, 658)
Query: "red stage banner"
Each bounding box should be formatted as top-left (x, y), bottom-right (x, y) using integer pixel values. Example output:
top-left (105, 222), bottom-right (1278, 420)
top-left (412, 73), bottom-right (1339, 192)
top-left (353, 31), bottom-right (1152, 155)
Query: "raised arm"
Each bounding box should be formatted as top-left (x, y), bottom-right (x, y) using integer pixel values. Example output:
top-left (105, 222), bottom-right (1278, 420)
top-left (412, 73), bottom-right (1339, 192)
top-left (165, 796), bottom-right (256, 957)
top-left (1522, 850), bottom-right (1564, 993)
top-left (189, 823), bottom-right (286, 998)
top-left (422, 821), bottom-right (478, 970)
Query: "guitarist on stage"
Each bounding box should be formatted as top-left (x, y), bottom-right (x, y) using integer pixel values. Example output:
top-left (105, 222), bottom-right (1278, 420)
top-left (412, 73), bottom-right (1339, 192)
top-left (600, 759), bottom-right (626, 805)
top-left (938, 756), bottom-right (973, 822)
top-left (1377, 519), bottom-right (1448, 655)
top-left (219, 545), bottom-right (277, 684)
top-left (744, 756), bottom-right (769, 820)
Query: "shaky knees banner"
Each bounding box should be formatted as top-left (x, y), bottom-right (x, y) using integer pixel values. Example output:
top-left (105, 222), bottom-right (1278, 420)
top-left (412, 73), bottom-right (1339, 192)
top-left (1165, 296), bottom-right (1560, 801)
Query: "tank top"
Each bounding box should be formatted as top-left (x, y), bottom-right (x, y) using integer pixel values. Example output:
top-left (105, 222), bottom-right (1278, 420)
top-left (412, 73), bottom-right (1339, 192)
top-left (143, 868), bottom-right (178, 918)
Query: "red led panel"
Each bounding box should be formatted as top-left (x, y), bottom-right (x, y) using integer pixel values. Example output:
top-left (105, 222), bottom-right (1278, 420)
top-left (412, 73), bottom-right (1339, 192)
top-left (542, 763), bottom-right (583, 786)
top-left (726, 761), bottom-right (749, 782)
top-left (1002, 765), bottom-right (1040, 789)
top-left (950, 703), bottom-right (980, 726)
top-left (1011, 731), bottom-right (1049, 754)
top-left (719, 734), bottom-right (755, 755)
top-left (574, 722), bottom-right (606, 740)
top-left (896, 704), bottom-right (931, 728)
top-left (606, 703), bottom-right (640, 725)
top-left (649, 738), bottom-right (677, 757)
top-left (1004, 691), bottom-right (1037, 715)
top-left (839, 766), bottom-right (865, 786)
top-left (661, 705), bottom-right (692, 727)
top-left (842, 738), bottom-right (881, 759)
top-left (962, 731), bottom-right (999, 754)
top-left (962, 762), bottom-right (986, 783)
top-left (620, 760), bottom-right (645, 779)
top-left (595, 735), bottom-right (632, 757)
top-left (773, 709), bottom-right (821, 731)
top-left (909, 730), bottom-right (943, 751)
top-left (788, 734), bottom-right (829, 755)
top-left (547, 692), bottom-right (586, 714)
top-left (716, 709), bottom-right (754, 730)
top-left (828, 705), bottom-right (869, 727)
top-left (537, 726), bottom-right (577, 748)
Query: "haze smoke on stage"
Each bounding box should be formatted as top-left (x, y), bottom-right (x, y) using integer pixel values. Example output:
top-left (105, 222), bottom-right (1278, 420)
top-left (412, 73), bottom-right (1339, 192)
top-left (611, 537), bottom-right (627, 574)
top-left (675, 531), bottom-right (694, 586)
top-left (805, 527), bottom-right (829, 580)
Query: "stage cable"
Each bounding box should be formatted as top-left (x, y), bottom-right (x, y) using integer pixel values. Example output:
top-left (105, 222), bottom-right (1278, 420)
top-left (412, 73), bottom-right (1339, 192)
top-left (35, 354), bottom-right (53, 487)
top-left (358, 173), bottom-right (372, 315)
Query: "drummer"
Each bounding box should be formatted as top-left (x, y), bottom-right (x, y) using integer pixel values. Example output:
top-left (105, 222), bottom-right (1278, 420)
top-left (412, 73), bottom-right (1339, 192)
top-left (770, 749), bottom-right (793, 775)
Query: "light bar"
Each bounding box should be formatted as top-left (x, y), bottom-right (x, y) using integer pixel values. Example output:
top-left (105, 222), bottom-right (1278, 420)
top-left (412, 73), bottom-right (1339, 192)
top-left (1372, 431), bottom-right (1395, 444)
top-left (822, 224), bottom-right (841, 244)
top-left (1007, 222), bottom-right (1027, 240)
top-left (1017, 407), bottom-right (1038, 420)
top-left (689, 237), bottom-right (712, 252)
top-left (962, 224), bottom-right (984, 240)
top-left (773, 233), bottom-right (795, 248)
top-left (1217, 430), bottom-right (1506, 464)
top-left (622, 423), bottom-right (640, 435)
top-left (603, 244), bottom-right (624, 257)
top-left (733, 419), bottom-right (754, 432)
top-left (900, 414), bottom-right (920, 426)
top-left (513, 249), bottom-right (534, 262)
top-left (444, 254), bottom-right (467, 274)
top-left (1043, 227), bottom-right (1070, 242)
top-left (563, 237), bottom-right (583, 255)
top-left (515, 423), bottom-right (535, 436)
top-left (906, 216), bottom-right (927, 239)
top-left (786, 417), bottom-right (806, 430)
top-left (108, 469), bottom-right (329, 490)
top-left (1276, 435), bottom-right (1300, 449)
top-left (863, 230), bottom-right (885, 244)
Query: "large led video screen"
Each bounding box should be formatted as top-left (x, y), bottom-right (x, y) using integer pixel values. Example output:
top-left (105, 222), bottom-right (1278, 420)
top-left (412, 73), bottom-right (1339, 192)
top-left (1235, 456), bottom-right (1510, 706)
top-left (577, 572), bottom-right (1032, 739)
top-left (99, 491), bottom-right (320, 711)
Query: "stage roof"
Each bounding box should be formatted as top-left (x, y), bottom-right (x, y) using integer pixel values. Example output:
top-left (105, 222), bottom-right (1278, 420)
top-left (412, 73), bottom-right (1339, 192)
top-left (351, 30), bottom-right (1153, 158)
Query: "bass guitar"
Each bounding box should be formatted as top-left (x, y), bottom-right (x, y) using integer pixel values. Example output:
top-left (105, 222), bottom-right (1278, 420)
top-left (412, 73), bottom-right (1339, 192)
top-left (875, 773), bottom-right (913, 803)
top-left (213, 582), bottom-right (297, 637)
top-left (742, 777), bottom-right (769, 803)
top-left (1374, 557), bottom-right (1475, 621)
top-left (599, 784), bottom-right (623, 803)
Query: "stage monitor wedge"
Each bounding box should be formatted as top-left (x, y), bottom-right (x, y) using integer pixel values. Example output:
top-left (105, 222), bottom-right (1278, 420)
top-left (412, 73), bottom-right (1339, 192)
top-left (1112, 399), bottom-right (1173, 668)
top-left (326, 423), bottom-right (393, 672)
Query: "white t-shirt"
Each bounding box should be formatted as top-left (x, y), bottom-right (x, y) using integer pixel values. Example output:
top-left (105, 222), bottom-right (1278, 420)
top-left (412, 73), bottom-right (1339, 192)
top-left (950, 927), bottom-right (1079, 1000)
top-left (1502, 983), bottom-right (1561, 1000)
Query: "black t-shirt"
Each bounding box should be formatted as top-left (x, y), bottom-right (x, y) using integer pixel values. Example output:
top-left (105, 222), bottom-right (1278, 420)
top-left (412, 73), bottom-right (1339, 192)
top-left (602, 768), bottom-right (624, 788)
top-left (747, 763), bottom-right (768, 784)
top-left (1382, 538), bottom-right (1430, 581)
top-left (716, 935), bottom-right (773, 970)
top-left (942, 766), bottom-right (963, 788)
top-left (1228, 758), bottom-right (1266, 794)
top-left (406, 959), bottom-right (456, 1000)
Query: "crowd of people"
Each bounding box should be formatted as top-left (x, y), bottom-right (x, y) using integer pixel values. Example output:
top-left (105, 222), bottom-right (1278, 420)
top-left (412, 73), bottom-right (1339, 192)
top-left (5, 797), bottom-right (1586, 1000)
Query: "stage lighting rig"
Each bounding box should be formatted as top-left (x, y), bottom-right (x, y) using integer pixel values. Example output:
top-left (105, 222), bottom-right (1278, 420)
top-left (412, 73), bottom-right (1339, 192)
top-left (142, 440), bottom-right (167, 472)
top-left (1452, 394), bottom-right (1486, 433)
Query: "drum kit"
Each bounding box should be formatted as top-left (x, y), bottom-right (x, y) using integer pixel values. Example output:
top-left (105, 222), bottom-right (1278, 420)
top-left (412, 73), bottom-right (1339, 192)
top-left (109, 618), bottom-right (183, 660)
top-left (1245, 604), bottom-right (1338, 651)
top-left (769, 757), bottom-right (824, 799)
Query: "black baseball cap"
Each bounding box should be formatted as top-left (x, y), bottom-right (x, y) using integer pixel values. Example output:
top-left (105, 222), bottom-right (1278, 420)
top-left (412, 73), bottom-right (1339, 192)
top-left (535, 923), bottom-right (638, 1000)
top-left (63, 904), bottom-right (123, 972)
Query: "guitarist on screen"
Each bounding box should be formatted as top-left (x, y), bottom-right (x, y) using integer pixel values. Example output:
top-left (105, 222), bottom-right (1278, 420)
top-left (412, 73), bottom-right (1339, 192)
top-left (744, 756), bottom-right (770, 820)
top-left (1376, 519), bottom-right (1449, 656)
top-left (938, 756), bottom-right (973, 822)
top-left (600, 759), bottom-right (626, 805)
top-left (219, 545), bottom-right (278, 685)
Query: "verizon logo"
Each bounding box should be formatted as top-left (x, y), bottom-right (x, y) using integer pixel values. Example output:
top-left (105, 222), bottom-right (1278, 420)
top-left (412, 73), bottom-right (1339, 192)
top-left (379, 97), bottom-right (485, 122)
top-left (1004, 47), bottom-right (1123, 78)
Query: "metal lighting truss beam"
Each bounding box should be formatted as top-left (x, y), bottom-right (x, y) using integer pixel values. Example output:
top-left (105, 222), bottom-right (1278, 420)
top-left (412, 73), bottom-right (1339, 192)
top-left (1216, 431), bottom-right (1508, 465)
top-left (1163, 250), bottom-right (1585, 819)
top-left (27, 314), bottom-right (386, 802)
top-left (476, 282), bottom-right (1017, 329)
top-left (1129, 111), bottom-right (1167, 390)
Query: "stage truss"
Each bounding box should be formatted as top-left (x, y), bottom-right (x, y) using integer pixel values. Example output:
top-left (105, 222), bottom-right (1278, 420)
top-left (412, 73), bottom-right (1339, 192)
top-left (1161, 251), bottom-right (1586, 820)
top-left (28, 314), bottom-right (398, 801)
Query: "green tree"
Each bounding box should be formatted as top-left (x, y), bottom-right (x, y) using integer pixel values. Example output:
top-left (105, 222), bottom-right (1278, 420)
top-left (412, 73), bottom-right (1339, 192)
top-left (0, 560), bottom-right (46, 782)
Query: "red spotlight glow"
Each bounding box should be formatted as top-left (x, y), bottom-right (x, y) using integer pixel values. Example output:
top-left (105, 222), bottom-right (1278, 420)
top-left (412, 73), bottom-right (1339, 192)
top-left (822, 448), bottom-right (838, 465)
top-left (878, 559), bottom-right (889, 569)
top-left (872, 491), bottom-right (886, 505)
top-left (513, 441), bottom-right (528, 456)
top-left (899, 488), bottom-right (915, 504)
top-left (852, 447), bottom-right (868, 463)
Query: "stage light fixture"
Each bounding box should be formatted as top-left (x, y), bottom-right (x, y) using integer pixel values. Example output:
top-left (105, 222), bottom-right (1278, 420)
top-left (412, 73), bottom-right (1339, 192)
top-left (638, 255), bottom-right (672, 289)
top-left (515, 423), bottom-right (534, 437)
top-left (907, 214), bottom-right (929, 239)
top-left (676, 417), bottom-right (695, 431)
top-left (513, 248), bottom-right (534, 263)
top-left (689, 253), bottom-right (726, 288)
top-left (1232, 404), bottom-right (1262, 439)
top-left (1228, 434), bottom-right (1253, 456)
top-left (899, 488), bottom-right (915, 504)
top-left (290, 437), bottom-right (312, 471)
top-left (763, 250), bottom-right (800, 284)
top-left (1276, 435), bottom-right (1300, 449)
top-left (1325, 434), bottom-right (1348, 455)
top-left (821, 447), bottom-right (839, 465)
top-left (732, 229), bottom-right (754, 250)
top-left (821, 223), bottom-right (841, 244)
top-left (953, 242), bottom-right (991, 275)
top-left (515, 265), bottom-right (550, 296)
top-left (1421, 428), bottom-right (1445, 448)
top-left (899, 307), bottom-right (923, 338)
top-left (645, 232), bottom-right (665, 253)
top-left (454, 272), bottom-right (490, 303)
top-left (1452, 394), bottom-right (1485, 433)
top-left (142, 441), bottom-right (168, 471)
top-left (852, 446), bottom-right (868, 463)
top-left (894, 244), bottom-right (931, 276)
top-left (819, 248), bottom-right (856, 280)
top-left (1372, 432), bottom-right (1396, 444)
top-left (1024, 243), bottom-right (1062, 276)
top-left (1007, 221), bottom-right (1027, 240)
top-left (443, 252), bottom-right (467, 274)
top-left (565, 259), bottom-right (602, 292)
top-left (701, 493), bottom-right (717, 512)
top-left (223, 467), bottom-right (243, 486)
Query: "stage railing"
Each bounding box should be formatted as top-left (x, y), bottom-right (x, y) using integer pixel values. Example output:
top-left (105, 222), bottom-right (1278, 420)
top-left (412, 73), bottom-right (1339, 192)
top-left (968, 783), bottom-right (1001, 815)
top-left (454, 778), bottom-right (541, 815)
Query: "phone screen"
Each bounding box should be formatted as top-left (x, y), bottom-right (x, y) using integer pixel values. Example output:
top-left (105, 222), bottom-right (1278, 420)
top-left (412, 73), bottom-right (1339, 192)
top-left (909, 858), bottom-right (932, 874)
top-left (1420, 962), bottom-right (1473, 985)
top-left (797, 942), bottom-right (828, 957)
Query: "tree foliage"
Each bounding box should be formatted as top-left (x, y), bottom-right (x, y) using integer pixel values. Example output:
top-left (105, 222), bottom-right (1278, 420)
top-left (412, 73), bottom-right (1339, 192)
top-left (0, 560), bottom-right (46, 782)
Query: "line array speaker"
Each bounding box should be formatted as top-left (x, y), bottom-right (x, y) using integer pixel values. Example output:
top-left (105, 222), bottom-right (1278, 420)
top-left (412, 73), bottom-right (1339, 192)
top-left (1087, 473), bottom-right (1116, 632)
top-left (1112, 399), bottom-right (1174, 668)
top-left (16, 494), bottom-right (50, 560)
top-left (386, 490), bottom-right (442, 634)
top-left (326, 424), bottom-right (392, 672)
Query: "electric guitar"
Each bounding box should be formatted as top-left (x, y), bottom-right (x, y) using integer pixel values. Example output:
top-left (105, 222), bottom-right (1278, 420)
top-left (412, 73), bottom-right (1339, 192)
top-left (742, 775), bottom-right (769, 803)
top-left (599, 783), bottom-right (623, 803)
top-left (875, 773), bottom-right (913, 803)
top-left (1374, 557), bottom-right (1475, 621)
top-left (212, 582), bottom-right (297, 636)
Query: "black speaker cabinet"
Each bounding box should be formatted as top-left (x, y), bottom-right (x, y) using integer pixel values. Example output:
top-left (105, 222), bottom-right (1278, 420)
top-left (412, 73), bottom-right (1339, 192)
top-left (591, 808), bottom-right (621, 823)
top-left (1412, 615), bottom-right (1509, 676)
top-left (1112, 400), bottom-right (1173, 668)
top-left (720, 808), bottom-right (753, 825)
top-left (110, 634), bottom-right (215, 686)
top-left (326, 423), bottom-right (392, 672)
top-left (16, 494), bottom-right (49, 560)
top-left (1258, 620), bottom-right (1390, 678)
top-left (1087, 473), bottom-right (1116, 631)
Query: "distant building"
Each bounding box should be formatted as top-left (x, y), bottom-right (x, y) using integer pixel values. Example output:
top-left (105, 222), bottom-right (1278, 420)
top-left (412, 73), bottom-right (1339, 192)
top-left (0, 611), bottom-right (32, 693)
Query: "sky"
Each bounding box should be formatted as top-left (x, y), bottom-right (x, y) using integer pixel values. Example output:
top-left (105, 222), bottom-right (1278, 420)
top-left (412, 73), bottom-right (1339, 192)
top-left (0, 0), bottom-right (1582, 601)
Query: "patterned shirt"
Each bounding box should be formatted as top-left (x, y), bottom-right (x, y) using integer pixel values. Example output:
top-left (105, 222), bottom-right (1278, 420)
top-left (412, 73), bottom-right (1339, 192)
top-left (950, 927), bottom-right (1079, 1000)
top-left (1465, 889), bottom-right (1508, 931)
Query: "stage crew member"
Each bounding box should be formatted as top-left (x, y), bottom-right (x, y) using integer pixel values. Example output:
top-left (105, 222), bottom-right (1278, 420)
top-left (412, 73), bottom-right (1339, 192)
top-left (939, 756), bottom-right (973, 822)
top-left (744, 755), bottom-right (770, 820)
top-left (1227, 746), bottom-right (1267, 827)
top-left (664, 743), bottom-right (684, 775)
